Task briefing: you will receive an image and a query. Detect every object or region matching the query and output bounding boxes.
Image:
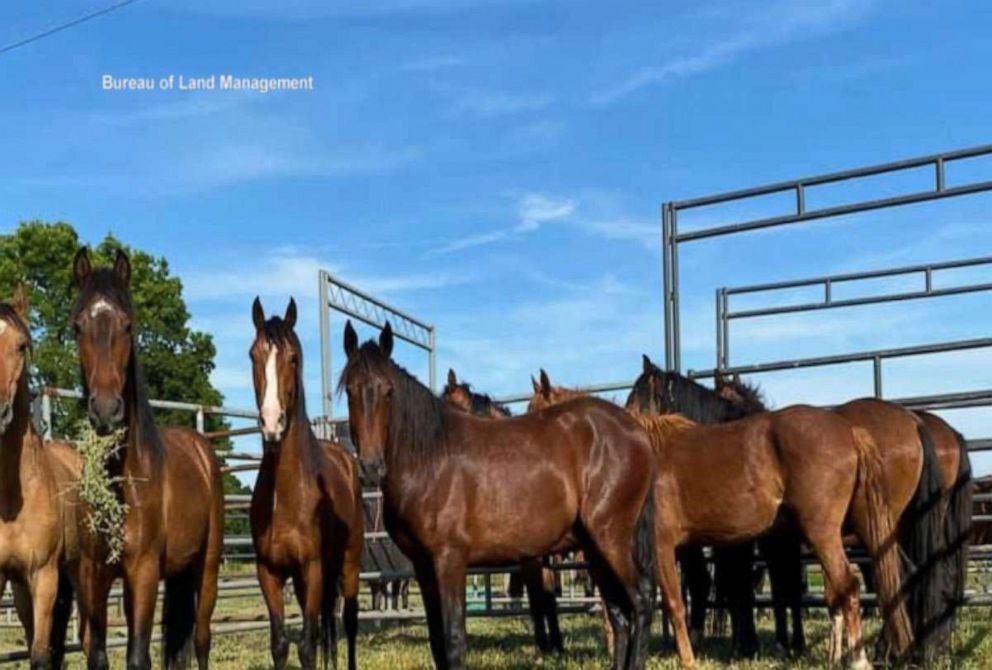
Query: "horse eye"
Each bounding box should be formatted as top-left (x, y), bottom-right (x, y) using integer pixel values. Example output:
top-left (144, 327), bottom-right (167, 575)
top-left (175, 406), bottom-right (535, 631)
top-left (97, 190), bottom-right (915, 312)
top-left (17, 342), bottom-right (28, 354)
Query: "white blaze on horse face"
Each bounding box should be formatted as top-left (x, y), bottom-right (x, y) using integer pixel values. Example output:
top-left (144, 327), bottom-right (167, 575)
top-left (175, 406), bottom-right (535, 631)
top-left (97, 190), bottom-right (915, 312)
top-left (0, 320), bottom-right (6, 335)
top-left (260, 343), bottom-right (282, 437)
top-left (89, 298), bottom-right (114, 318)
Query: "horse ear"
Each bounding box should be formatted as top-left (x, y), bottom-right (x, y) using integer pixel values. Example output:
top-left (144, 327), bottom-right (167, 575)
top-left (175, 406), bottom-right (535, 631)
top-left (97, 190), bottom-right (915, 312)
top-left (113, 249), bottom-right (131, 286)
top-left (252, 297), bottom-right (265, 331)
top-left (343, 320), bottom-right (358, 358)
top-left (284, 298), bottom-right (297, 329)
top-left (447, 369), bottom-right (457, 388)
top-left (379, 322), bottom-right (394, 357)
top-left (531, 375), bottom-right (540, 394)
top-left (539, 369), bottom-right (551, 395)
top-left (642, 354), bottom-right (653, 373)
top-left (73, 248), bottom-right (92, 287)
top-left (11, 283), bottom-right (28, 321)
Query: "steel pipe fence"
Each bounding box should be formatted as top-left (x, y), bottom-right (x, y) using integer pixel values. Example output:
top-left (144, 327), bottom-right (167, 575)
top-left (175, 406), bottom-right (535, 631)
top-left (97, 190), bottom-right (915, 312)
top-left (318, 270), bottom-right (437, 426)
top-left (662, 144), bottom-right (992, 372)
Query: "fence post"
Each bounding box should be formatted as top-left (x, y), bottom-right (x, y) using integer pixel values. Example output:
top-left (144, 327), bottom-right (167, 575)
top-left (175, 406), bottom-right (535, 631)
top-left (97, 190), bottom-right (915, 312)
top-left (42, 391), bottom-right (52, 440)
top-left (196, 408), bottom-right (206, 434)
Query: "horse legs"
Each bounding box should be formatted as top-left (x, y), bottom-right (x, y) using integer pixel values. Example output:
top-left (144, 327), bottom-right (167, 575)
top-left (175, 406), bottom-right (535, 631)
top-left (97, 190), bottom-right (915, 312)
top-left (807, 532), bottom-right (868, 669)
top-left (193, 557), bottom-right (220, 670)
top-left (78, 557), bottom-right (112, 670)
top-left (343, 533), bottom-right (363, 670)
top-left (541, 559), bottom-right (564, 653)
top-left (294, 561), bottom-right (323, 670)
top-left (257, 562), bottom-right (290, 670)
top-left (11, 578), bottom-right (33, 645)
top-left (413, 560), bottom-right (447, 670)
top-left (659, 545), bottom-right (695, 668)
top-left (434, 550), bottom-right (468, 670)
top-left (26, 563), bottom-right (59, 670)
top-left (123, 561), bottom-right (159, 670)
top-left (520, 558), bottom-right (551, 653)
top-left (678, 546), bottom-right (709, 647)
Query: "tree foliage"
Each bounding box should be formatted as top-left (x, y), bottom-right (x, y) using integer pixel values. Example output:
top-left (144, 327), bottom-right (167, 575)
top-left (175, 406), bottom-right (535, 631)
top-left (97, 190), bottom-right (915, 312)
top-left (0, 221), bottom-right (251, 531)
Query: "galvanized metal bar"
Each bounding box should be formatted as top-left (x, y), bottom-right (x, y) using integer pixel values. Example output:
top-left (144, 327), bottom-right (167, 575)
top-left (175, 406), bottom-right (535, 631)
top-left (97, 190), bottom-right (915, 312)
top-left (676, 179), bottom-right (992, 242)
top-left (688, 337), bottom-right (992, 379)
top-left (726, 283), bottom-right (992, 320)
top-left (715, 288), bottom-right (723, 370)
top-left (724, 255), bottom-right (992, 296)
top-left (872, 356), bottom-right (882, 398)
top-left (673, 144), bottom-right (992, 210)
top-left (662, 203), bottom-right (675, 369)
top-left (428, 326), bottom-right (437, 392)
top-left (318, 270), bottom-right (334, 421)
top-left (671, 207), bottom-right (682, 372)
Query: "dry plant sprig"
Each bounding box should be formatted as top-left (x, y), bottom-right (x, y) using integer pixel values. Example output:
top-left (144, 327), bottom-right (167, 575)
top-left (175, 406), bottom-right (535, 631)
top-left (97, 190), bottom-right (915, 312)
top-left (74, 420), bottom-right (128, 564)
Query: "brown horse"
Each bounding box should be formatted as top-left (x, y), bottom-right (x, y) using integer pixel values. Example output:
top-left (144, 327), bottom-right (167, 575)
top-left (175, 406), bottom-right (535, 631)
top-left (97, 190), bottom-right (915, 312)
top-left (442, 369), bottom-right (564, 655)
top-left (534, 366), bottom-right (911, 667)
top-left (249, 298), bottom-right (364, 670)
top-left (340, 322), bottom-right (656, 670)
top-left (0, 285), bottom-right (80, 669)
top-left (71, 249), bottom-right (224, 670)
top-left (716, 372), bottom-right (972, 662)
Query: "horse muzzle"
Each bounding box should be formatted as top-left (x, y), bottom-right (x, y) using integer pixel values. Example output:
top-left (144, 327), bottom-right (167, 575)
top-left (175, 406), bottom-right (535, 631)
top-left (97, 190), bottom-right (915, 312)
top-left (360, 457), bottom-right (386, 487)
top-left (88, 394), bottom-right (124, 436)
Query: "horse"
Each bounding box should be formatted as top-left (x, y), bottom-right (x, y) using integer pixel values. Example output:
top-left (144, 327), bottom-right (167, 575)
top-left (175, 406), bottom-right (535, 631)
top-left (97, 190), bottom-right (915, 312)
top-left (340, 322), bottom-right (656, 670)
top-left (715, 371), bottom-right (972, 663)
top-left (0, 284), bottom-right (80, 669)
top-left (442, 369), bottom-right (564, 654)
top-left (71, 249), bottom-right (224, 670)
top-left (249, 297), bottom-right (364, 670)
top-left (534, 364), bottom-right (912, 667)
top-left (364, 490), bottom-right (411, 612)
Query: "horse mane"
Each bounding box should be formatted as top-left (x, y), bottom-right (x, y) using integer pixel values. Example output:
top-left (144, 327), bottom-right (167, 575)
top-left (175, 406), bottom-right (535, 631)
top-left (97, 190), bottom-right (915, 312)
top-left (338, 341), bottom-right (447, 467)
top-left (72, 269), bottom-right (164, 461)
top-left (262, 316), bottom-right (323, 473)
top-left (456, 382), bottom-right (511, 417)
top-left (724, 376), bottom-right (769, 414)
top-left (633, 362), bottom-right (748, 424)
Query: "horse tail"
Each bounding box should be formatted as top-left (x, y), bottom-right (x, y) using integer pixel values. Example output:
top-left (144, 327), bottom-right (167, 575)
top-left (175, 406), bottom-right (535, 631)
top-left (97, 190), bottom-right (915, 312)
top-left (897, 423), bottom-right (948, 663)
top-left (633, 474), bottom-right (657, 639)
top-left (941, 428), bottom-right (972, 636)
top-left (50, 571), bottom-right (75, 670)
top-left (852, 426), bottom-right (914, 658)
top-left (163, 568), bottom-right (197, 669)
top-left (320, 568), bottom-right (339, 670)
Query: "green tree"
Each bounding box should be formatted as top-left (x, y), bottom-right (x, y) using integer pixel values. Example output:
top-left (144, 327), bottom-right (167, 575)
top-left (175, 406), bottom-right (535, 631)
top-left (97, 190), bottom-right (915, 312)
top-left (0, 221), bottom-right (251, 535)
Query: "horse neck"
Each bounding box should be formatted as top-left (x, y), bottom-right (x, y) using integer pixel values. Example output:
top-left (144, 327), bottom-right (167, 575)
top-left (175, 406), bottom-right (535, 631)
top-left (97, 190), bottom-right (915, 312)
top-left (0, 375), bottom-right (41, 501)
top-left (118, 356), bottom-right (161, 479)
top-left (263, 398), bottom-right (319, 504)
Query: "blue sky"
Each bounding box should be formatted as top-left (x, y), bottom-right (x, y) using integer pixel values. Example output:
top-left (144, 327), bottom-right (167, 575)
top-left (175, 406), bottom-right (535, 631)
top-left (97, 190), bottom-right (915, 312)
top-left (1, 0), bottom-right (990, 476)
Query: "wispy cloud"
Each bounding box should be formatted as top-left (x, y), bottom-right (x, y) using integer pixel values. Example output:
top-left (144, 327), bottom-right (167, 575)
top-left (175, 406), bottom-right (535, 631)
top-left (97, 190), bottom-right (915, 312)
top-left (592, 0), bottom-right (873, 104)
top-left (452, 91), bottom-right (554, 117)
top-left (429, 190), bottom-right (656, 255)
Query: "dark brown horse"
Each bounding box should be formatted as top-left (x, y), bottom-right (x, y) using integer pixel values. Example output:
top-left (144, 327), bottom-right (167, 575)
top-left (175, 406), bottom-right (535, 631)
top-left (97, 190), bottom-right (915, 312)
top-left (0, 285), bottom-right (80, 669)
top-left (716, 372), bottom-right (972, 662)
top-left (71, 249), bottom-right (224, 670)
top-left (340, 322), bottom-right (656, 670)
top-left (442, 369), bottom-right (563, 655)
top-left (249, 298), bottom-right (364, 670)
top-left (533, 367), bottom-right (910, 667)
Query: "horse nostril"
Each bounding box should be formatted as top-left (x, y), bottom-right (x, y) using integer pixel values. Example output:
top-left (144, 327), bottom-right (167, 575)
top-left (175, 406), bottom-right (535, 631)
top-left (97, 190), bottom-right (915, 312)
top-left (279, 411), bottom-right (287, 428)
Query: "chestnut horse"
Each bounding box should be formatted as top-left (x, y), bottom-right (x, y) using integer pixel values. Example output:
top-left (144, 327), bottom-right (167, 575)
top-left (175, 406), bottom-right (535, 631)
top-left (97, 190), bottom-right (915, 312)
top-left (442, 369), bottom-right (563, 654)
top-left (71, 249), bottom-right (224, 670)
top-left (532, 367), bottom-right (912, 667)
top-left (0, 286), bottom-right (80, 669)
top-left (249, 298), bottom-right (364, 670)
top-left (716, 372), bottom-right (972, 663)
top-left (340, 322), bottom-right (656, 670)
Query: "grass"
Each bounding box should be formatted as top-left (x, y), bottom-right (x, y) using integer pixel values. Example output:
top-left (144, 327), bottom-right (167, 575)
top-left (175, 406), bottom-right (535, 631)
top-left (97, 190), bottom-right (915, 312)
top-left (2, 564), bottom-right (992, 668)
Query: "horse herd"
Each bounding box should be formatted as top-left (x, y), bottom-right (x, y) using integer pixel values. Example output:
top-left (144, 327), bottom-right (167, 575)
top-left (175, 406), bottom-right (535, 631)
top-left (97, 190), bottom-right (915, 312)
top-left (0, 248), bottom-right (974, 670)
